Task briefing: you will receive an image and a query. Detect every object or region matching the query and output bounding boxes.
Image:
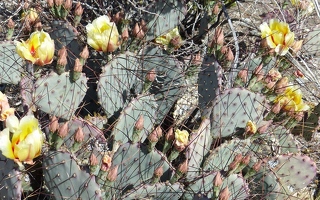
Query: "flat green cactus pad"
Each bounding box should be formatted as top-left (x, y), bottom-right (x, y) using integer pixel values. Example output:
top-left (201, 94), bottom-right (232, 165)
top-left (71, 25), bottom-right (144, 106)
top-left (34, 71), bottom-right (88, 120)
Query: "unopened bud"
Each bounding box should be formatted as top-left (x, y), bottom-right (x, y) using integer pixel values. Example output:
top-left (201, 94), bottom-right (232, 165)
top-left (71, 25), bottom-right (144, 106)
top-left (257, 121), bottom-right (272, 134)
top-left (271, 101), bottom-right (281, 114)
top-left (113, 11), bottom-right (123, 24)
top-left (74, 127), bottom-right (84, 142)
top-left (294, 70), bottom-right (304, 78)
top-left (291, 40), bottom-right (303, 53)
top-left (47, 0), bottom-right (54, 7)
top-left (135, 115), bottom-right (144, 130)
top-left (252, 160), bottom-right (263, 172)
top-left (7, 18), bottom-right (15, 29)
top-left (226, 47), bottom-right (234, 61)
top-left (165, 127), bottom-right (174, 141)
top-left (178, 159), bottom-right (188, 174)
top-left (154, 165), bottom-right (164, 178)
top-left (80, 45), bottom-right (89, 60)
top-left (213, 27), bottom-right (224, 46)
top-left (146, 68), bottom-right (156, 82)
top-left (58, 121), bottom-right (69, 138)
top-left (148, 131), bottom-right (159, 143)
top-left (294, 111), bottom-right (304, 122)
top-left (253, 64), bottom-right (263, 75)
top-left (213, 171), bottom-right (223, 187)
top-left (274, 77), bottom-right (288, 94)
top-left (107, 165), bottom-right (118, 181)
top-left (49, 116), bottom-right (59, 132)
top-left (74, 58), bottom-right (83, 72)
top-left (90, 154), bottom-right (98, 166)
top-left (121, 28), bottom-right (129, 41)
top-left (237, 68), bottom-right (248, 83)
top-left (221, 45), bottom-right (228, 54)
top-left (64, 0), bottom-right (72, 10)
top-left (154, 126), bottom-right (163, 138)
top-left (213, 3), bottom-right (220, 15)
top-left (228, 160), bottom-right (238, 171)
top-left (54, 0), bottom-right (63, 6)
top-left (219, 186), bottom-right (230, 200)
top-left (74, 2), bottom-right (83, 16)
top-left (101, 154), bottom-right (112, 171)
top-left (133, 23), bottom-right (144, 39)
top-left (140, 19), bottom-right (147, 32)
top-left (241, 154), bottom-right (251, 165)
top-left (34, 21), bottom-right (42, 30)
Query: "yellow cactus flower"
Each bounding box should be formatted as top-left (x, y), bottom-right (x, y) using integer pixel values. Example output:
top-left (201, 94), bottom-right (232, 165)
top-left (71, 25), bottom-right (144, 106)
top-left (16, 30), bottom-right (54, 66)
top-left (21, 8), bottom-right (38, 24)
top-left (86, 15), bottom-right (120, 52)
top-left (274, 85), bottom-right (309, 113)
top-left (260, 19), bottom-right (295, 56)
top-left (174, 129), bottom-right (189, 147)
top-left (155, 27), bottom-right (182, 50)
top-left (0, 115), bottom-right (43, 166)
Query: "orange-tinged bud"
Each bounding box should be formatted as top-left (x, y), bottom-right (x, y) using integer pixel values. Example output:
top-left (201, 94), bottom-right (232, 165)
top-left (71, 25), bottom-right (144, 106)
top-left (58, 121), bottom-right (69, 138)
top-left (80, 45), bottom-right (89, 60)
top-left (238, 68), bottom-right (248, 83)
top-left (294, 70), bottom-right (304, 78)
top-left (165, 127), bottom-right (174, 141)
top-left (107, 165), bottom-right (118, 181)
top-left (213, 171), bottom-right (223, 187)
top-left (219, 186), bottom-right (230, 200)
top-left (212, 27), bottom-right (224, 46)
top-left (74, 127), bottom-right (84, 142)
top-left (64, 0), bottom-right (72, 10)
top-left (7, 18), bottom-right (15, 29)
top-left (241, 154), bottom-right (251, 165)
top-left (49, 116), bottom-right (59, 132)
top-left (271, 101), bottom-right (281, 114)
top-left (154, 165), bottom-right (164, 178)
top-left (90, 154), bottom-right (98, 166)
top-left (253, 160), bottom-right (263, 172)
top-left (121, 28), bottom-right (129, 41)
top-left (226, 47), bottom-right (234, 61)
top-left (47, 0), bottom-right (54, 7)
top-left (146, 68), bottom-right (156, 82)
top-left (178, 159), bottom-right (188, 174)
top-left (148, 131), bottom-right (159, 143)
top-left (140, 19), bottom-right (147, 32)
top-left (133, 23), bottom-right (145, 39)
top-left (54, 0), bottom-right (63, 6)
top-left (135, 115), bottom-right (144, 131)
top-left (213, 3), bottom-right (220, 15)
top-left (74, 58), bottom-right (83, 72)
top-left (74, 2), bottom-right (83, 16)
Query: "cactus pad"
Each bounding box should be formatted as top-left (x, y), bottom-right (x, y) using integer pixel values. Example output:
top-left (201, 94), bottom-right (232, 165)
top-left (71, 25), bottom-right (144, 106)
top-left (34, 72), bottom-right (88, 120)
top-left (0, 41), bottom-right (23, 84)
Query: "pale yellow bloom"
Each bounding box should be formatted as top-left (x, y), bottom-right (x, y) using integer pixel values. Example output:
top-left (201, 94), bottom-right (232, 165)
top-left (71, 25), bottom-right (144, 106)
top-left (155, 27), bottom-right (182, 50)
top-left (86, 15), bottom-right (119, 52)
top-left (274, 85), bottom-right (309, 112)
top-left (174, 129), bottom-right (189, 147)
top-left (16, 30), bottom-right (54, 66)
top-left (0, 115), bottom-right (43, 165)
top-left (260, 19), bottom-right (295, 55)
top-left (245, 120), bottom-right (257, 135)
top-left (291, 0), bottom-right (314, 14)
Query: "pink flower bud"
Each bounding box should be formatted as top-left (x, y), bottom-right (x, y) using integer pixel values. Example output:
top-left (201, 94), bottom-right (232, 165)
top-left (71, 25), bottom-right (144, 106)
top-left (113, 11), bottom-right (123, 24)
top-left (214, 171), bottom-right (223, 187)
top-left (7, 18), bottom-right (15, 29)
top-left (140, 19), bottom-right (147, 32)
top-left (57, 47), bottom-right (68, 66)
top-left (241, 154), bottom-right (251, 165)
top-left (146, 68), bottom-right (156, 82)
top-left (135, 115), bottom-right (144, 131)
top-left (154, 126), bottom-right (163, 138)
top-left (212, 27), bottom-right (224, 46)
top-left (121, 28), bottom-right (129, 41)
top-left (237, 68), bottom-right (248, 83)
top-left (107, 165), bottom-right (118, 181)
top-left (49, 116), bottom-right (59, 132)
top-left (148, 131), bottom-right (159, 143)
top-left (80, 45), bottom-right (89, 60)
top-left (252, 160), bottom-right (263, 172)
top-left (74, 2), bottom-right (83, 16)
top-left (64, 0), bottom-right (72, 10)
top-left (257, 120), bottom-right (272, 134)
top-left (58, 121), bottom-right (69, 138)
top-left (54, 0), bottom-right (63, 6)
top-left (178, 159), bottom-right (188, 174)
top-left (165, 127), bottom-right (174, 141)
top-left (226, 47), bottom-right (234, 61)
top-left (294, 70), bottom-right (304, 78)
top-left (73, 58), bottom-right (83, 72)
top-left (271, 101), bottom-right (281, 114)
top-left (221, 45), bottom-right (228, 54)
top-left (153, 165), bottom-right (164, 178)
top-left (90, 154), bottom-right (98, 166)
top-left (213, 3), bottom-right (220, 15)
top-left (219, 186), bottom-right (230, 200)
top-left (274, 77), bottom-right (288, 94)
top-left (47, 0), bottom-right (54, 7)
top-left (74, 127), bottom-right (84, 142)
top-left (132, 23), bottom-right (145, 39)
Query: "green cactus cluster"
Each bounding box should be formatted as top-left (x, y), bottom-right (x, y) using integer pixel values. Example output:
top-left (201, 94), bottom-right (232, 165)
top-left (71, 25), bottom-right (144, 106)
top-left (0, 0), bottom-right (319, 199)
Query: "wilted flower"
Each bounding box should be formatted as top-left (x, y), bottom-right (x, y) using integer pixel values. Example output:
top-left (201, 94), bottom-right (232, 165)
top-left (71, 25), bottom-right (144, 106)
top-left (155, 27), bottom-right (182, 50)
top-left (86, 15), bottom-right (120, 52)
top-left (291, 0), bottom-right (314, 14)
top-left (274, 85), bottom-right (310, 113)
top-left (16, 30), bottom-right (54, 66)
top-left (0, 115), bottom-right (43, 166)
top-left (260, 19), bottom-right (295, 55)
top-left (245, 120), bottom-right (257, 135)
top-left (21, 8), bottom-right (38, 24)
